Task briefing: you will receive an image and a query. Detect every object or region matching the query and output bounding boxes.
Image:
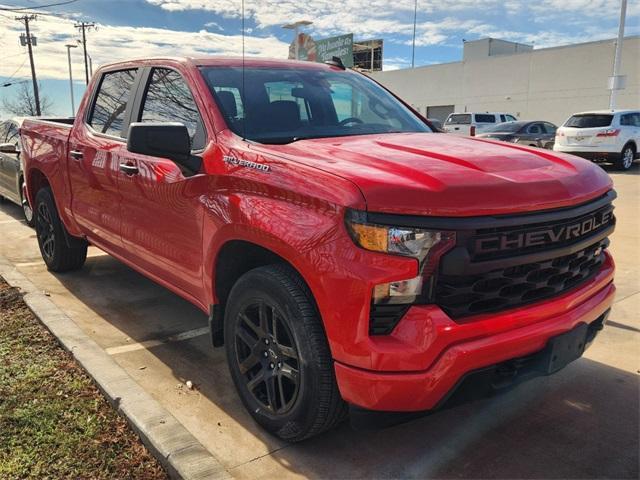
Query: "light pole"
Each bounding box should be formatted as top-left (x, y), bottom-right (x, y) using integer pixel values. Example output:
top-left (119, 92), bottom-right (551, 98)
top-left (411, 0), bottom-right (418, 68)
top-left (609, 0), bottom-right (627, 110)
top-left (282, 20), bottom-right (312, 60)
top-left (65, 43), bottom-right (78, 116)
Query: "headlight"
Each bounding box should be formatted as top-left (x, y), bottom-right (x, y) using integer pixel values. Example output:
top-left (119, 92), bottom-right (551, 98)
top-left (345, 213), bottom-right (455, 267)
top-left (346, 210), bottom-right (457, 334)
top-left (345, 210), bottom-right (456, 305)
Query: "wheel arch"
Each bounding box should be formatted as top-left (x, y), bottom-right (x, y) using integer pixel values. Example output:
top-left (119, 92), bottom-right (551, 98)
top-left (209, 238), bottom-right (320, 347)
top-left (622, 140), bottom-right (637, 153)
top-left (27, 167), bottom-right (50, 207)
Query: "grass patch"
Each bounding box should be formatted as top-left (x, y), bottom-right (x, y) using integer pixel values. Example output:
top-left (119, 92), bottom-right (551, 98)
top-left (0, 279), bottom-right (167, 479)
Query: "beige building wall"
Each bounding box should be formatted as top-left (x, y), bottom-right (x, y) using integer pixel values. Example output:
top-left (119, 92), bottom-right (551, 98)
top-left (371, 36), bottom-right (639, 125)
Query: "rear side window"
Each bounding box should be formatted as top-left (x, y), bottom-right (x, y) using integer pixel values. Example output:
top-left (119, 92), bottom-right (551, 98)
top-left (139, 68), bottom-right (206, 150)
top-left (475, 114), bottom-right (496, 123)
top-left (565, 114), bottom-right (612, 128)
top-left (446, 114), bottom-right (471, 124)
top-left (620, 113), bottom-right (640, 126)
top-left (506, 114), bottom-right (517, 122)
top-left (527, 123), bottom-right (543, 134)
top-left (89, 69), bottom-right (138, 137)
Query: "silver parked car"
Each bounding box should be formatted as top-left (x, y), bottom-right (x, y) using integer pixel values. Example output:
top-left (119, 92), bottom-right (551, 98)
top-left (0, 117), bottom-right (34, 226)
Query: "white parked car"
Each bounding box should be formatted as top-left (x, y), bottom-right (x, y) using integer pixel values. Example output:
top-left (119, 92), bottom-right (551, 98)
top-left (443, 112), bottom-right (517, 136)
top-left (553, 110), bottom-right (640, 170)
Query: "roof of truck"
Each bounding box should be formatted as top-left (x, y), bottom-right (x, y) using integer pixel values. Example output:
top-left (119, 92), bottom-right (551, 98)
top-left (102, 56), bottom-right (339, 70)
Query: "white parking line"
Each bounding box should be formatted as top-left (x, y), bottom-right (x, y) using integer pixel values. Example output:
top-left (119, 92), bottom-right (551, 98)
top-left (105, 327), bottom-right (210, 355)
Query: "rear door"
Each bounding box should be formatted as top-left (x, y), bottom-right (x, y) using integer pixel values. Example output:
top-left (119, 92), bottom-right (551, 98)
top-left (68, 67), bottom-right (140, 253)
top-left (118, 66), bottom-right (206, 299)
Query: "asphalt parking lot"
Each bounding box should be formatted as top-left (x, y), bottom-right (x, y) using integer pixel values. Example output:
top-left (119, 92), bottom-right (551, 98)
top-left (1, 165), bottom-right (638, 479)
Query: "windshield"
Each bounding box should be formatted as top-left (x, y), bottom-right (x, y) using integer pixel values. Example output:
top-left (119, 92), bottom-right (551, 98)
top-left (483, 121), bottom-right (526, 133)
top-left (446, 114), bottom-right (471, 124)
top-left (200, 67), bottom-right (430, 144)
top-left (565, 114), bottom-right (613, 128)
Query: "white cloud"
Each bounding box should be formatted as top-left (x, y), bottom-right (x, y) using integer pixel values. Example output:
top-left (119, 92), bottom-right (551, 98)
top-left (0, 10), bottom-right (288, 82)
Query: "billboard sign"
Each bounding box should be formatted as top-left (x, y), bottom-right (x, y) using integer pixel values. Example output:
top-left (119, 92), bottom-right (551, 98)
top-left (315, 34), bottom-right (354, 67)
top-left (289, 33), bottom-right (354, 68)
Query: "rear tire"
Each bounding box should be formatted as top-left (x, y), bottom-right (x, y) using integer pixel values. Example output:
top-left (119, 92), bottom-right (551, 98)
top-left (615, 144), bottom-right (635, 170)
top-left (34, 187), bottom-right (87, 272)
top-left (224, 264), bottom-right (347, 442)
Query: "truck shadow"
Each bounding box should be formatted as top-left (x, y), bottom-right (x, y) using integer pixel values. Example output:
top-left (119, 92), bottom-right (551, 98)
top-left (45, 253), bottom-right (640, 479)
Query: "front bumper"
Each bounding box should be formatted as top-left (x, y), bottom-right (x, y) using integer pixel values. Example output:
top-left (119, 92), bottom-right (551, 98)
top-left (334, 254), bottom-right (615, 412)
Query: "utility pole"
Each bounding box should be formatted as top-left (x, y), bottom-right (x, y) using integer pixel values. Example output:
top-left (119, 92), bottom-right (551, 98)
top-left (16, 15), bottom-right (41, 116)
top-left (74, 21), bottom-right (95, 84)
top-left (609, 0), bottom-right (627, 110)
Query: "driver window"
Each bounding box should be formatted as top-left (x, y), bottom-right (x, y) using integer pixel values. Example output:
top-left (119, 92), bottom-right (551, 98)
top-left (140, 68), bottom-right (206, 150)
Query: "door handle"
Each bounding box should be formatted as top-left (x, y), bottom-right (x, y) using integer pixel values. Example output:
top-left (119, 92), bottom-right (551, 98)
top-left (119, 163), bottom-right (139, 175)
top-left (70, 150), bottom-right (83, 160)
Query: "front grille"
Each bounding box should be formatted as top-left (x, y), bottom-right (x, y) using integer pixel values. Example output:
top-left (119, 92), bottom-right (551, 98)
top-left (436, 239), bottom-right (607, 319)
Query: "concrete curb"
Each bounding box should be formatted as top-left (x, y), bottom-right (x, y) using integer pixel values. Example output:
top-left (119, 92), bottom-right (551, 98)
top-left (0, 257), bottom-right (231, 480)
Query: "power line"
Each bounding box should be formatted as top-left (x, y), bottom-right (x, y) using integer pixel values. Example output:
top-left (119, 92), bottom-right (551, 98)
top-left (0, 0), bottom-right (78, 11)
top-left (3, 55), bottom-right (28, 81)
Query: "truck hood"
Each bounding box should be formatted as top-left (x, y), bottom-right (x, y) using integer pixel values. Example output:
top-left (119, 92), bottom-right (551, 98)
top-left (260, 132), bottom-right (613, 216)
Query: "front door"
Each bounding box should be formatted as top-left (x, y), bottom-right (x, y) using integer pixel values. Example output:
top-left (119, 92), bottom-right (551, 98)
top-left (118, 67), bottom-right (206, 300)
top-left (67, 68), bottom-right (140, 253)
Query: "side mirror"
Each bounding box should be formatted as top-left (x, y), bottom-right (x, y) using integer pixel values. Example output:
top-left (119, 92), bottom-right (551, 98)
top-left (126, 122), bottom-right (201, 175)
top-left (0, 143), bottom-right (18, 154)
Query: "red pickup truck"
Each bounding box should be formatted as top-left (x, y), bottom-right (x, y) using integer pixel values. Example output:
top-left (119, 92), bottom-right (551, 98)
top-left (20, 57), bottom-right (616, 441)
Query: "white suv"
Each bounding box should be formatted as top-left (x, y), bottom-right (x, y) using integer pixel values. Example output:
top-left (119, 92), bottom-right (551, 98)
top-left (554, 110), bottom-right (640, 170)
top-left (444, 112), bottom-right (517, 136)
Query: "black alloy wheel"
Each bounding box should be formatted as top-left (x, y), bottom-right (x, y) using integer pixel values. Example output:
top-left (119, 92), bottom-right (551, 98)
top-left (36, 200), bottom-right (56, 262)
top-left (234, 301), bottom-right (300, 414)
top-left (224, 264), bottom-right (347, 441)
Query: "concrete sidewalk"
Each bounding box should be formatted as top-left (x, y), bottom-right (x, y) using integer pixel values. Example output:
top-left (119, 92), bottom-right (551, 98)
top-left (0, 166), bottom-right (638, 479)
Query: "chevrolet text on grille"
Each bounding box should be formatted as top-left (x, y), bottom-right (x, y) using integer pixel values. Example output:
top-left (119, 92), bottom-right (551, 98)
top-left (475, 209), bottom-right (613, 254)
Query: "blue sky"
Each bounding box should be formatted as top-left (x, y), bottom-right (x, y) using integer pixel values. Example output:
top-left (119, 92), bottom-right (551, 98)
top-left (0, 0), bottom-right (638, 116)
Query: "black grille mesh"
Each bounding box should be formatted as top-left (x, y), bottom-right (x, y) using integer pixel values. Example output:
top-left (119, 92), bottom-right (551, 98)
top-left (436, 240), bottom-right (607, 319)
top-left (369, 304), bottom-right (410, 335)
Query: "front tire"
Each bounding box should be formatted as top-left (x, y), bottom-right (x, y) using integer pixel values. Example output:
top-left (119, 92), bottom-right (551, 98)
top-left (224, 264), bottom-right (346, 442)
top-left (20, 177), bottom-right (34, 227)
top-left (35, 187), bottom-right (87, 272)
top-left (616, 144), bottom-right (635, 170)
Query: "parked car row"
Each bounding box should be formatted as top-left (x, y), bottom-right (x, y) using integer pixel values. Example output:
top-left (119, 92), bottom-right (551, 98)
top-left (439, 109), bottom-right (639, 170)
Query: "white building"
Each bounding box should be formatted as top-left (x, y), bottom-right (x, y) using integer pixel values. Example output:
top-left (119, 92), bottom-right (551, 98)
top-left (371, 36), bottom-right (639, 125)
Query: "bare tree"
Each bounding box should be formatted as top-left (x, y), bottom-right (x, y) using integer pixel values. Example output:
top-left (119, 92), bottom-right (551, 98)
top-left (2, 82), bottom-right (53, 117)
